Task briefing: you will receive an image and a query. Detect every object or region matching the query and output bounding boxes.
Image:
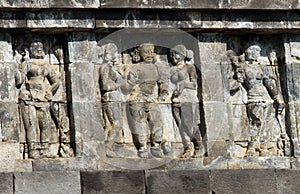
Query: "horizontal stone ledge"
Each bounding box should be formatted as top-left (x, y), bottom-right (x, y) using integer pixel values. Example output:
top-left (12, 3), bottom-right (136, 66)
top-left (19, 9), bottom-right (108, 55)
top-left (95, 10), bottom-right (298, 30)
top-left (0, 0), bottom-right (299, 10)
top-left (0, 11), bottom-right (94, 29)
top-left (0, 0), bottom-right (100, 9)
top-left (0, 10), bottom-right (300, 30)
top-left (100, 0), bottom-right (300, 10)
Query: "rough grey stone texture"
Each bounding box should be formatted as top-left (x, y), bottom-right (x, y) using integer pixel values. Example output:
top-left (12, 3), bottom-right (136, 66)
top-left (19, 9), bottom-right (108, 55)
top-left (0, 102), bottom-right (19, 141)
top-left (67, 32), bottom-right (98, 63)
top-left (0, 63), bottom-right (17, 102)
top-left (227, 157), bottom-right (291, 169)
top-left (14, 160), bottom-right (32, 172)
top-left (32, 158), bottom-right (78, 171)
top-left (81, 171), bottom-right (145, 194)
top-left (146, 170), bottom-right (211, 194)
top-left (0, 0), bottom-right (99, 8)
top-left (69, 63), bottom-right (96, 102)
top-left (71, 101), bottom-right (104, 159)
top-left (14, 171), bottom-right (81, 194)
top-left (26, 11), bottom-right (94, 29)
top-left (72, 102), bottom-right (104, 142)
top-left (0, 173), bottom-right (13, 194)
top-left (276, 169), bottom-right (300, 194)
top-left (211, 169), bottom-right (277, 194)
top-left (100, 0), bottom-right (299, 9)
top-left (95, 10), bottom-right (295, 30)
top-left (0, 142), bottom-right (21, 172)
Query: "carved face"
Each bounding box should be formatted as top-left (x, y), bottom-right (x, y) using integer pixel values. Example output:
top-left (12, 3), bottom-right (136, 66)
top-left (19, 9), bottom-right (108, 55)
top-left (245, 45), bottom-right (261, 62)
top-left (139, 44), bottom-right (155, 62)
top-left (104, 43), bottom-right (118, 63)
top-left (171, 45), bottom-right (186, 65)
top-left (29, 41), bottom-right (45, 59)
top-left (171, 51), bottom-right (185, 64)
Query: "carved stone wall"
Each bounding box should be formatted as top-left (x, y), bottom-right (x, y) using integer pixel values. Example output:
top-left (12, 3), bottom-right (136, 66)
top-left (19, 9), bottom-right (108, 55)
top-left (0, 1), bottom-right (300, 193)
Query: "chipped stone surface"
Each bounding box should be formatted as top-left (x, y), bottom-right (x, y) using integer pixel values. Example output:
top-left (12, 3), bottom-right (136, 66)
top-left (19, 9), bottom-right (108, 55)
top-left (14, 171), bottom-right (81, 194)
top-left (0, 142), bottom-right (21, 172)
top-left (146, 170), bottom-right (211, 194)
top-left (81, 171), bottom-right (145, 194)
top-left (211, 169), bottom-right (277, 194)
top-left (0, 173), bottom-right (13, 194)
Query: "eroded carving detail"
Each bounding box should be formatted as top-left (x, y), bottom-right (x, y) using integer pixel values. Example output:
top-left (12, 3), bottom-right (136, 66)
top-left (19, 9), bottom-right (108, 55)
top-left (99, 42), bottom-right (203, 159)
top-left (170, 45), bottom-right (203, 158)
top-left (99, 43), bottom-right (124, 157)
top-left (228, 43), bottom-right (289, 157)
top-left (14, 36), bottom-right (73, 159)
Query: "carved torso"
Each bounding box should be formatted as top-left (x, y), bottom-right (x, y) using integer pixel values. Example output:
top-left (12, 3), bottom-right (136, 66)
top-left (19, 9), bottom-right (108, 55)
top-left (242, 62), bottom-right (268, 102)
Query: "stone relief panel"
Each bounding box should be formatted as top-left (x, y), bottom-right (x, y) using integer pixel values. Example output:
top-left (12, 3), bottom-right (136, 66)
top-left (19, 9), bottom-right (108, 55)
top-left (225, 36), bottom-right (289, 158)
top-left (96, 41), bottom-right (204, 160)
top-left (13, 34), bottom-right (74, 159)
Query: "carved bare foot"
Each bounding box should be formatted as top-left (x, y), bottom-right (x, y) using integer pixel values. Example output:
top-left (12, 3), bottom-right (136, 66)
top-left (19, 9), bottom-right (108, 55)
top-left (178, 149), bottom-right (193, 159)
top-left (178, 143), bottom-right (194, 159)
top-left (138, 149), bottom-right (151, 158)
top-left (150, 147), bottom-right (164, 158)
top-left (28, 150), bottom-right (41, 159)
top-left (192, 149), bottom-right (202, 158)
top-left (245, 148), bottom-right (255, 157)
top-left (106, 147), bottom-right (118, 158)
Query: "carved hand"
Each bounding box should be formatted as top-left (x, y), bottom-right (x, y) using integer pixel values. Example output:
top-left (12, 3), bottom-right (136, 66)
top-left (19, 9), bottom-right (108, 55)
top-left (45, 90), bottom-right (53, 101)
top-left (127, 71), bottom-right (139, 85)
top-left (274, 97), bottom-right (284, 115)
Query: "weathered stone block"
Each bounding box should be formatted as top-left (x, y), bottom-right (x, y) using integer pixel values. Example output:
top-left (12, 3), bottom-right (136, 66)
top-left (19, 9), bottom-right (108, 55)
top-left (50, 0), bottom-right (100, 8)
top-left (100, 0), bottom-right (164, 8)
top-left (0, 102), bottom-right (19, 141)
top-left (14, 171), bottom-right (81, 194)
top-left (0, 12), bottom-right (27, 28)
top-left (206, 141), bottom-right (228, 158)
top-left (201, 11), bottom-right (289, 30)
top-left (32, 158), bottom-right (78, 171)
top-left (0, 34), bottom-right (12, 62)
top-left (96, 10), bottom-right (200, 29)
top-left (230, 0), bottom-right (292, 9)
top-left (69, 63), bottom-right (96, 102)
top-left (72, 102), bottom-right (104, 143)
top-left (203, 156), bottom-right (228, 169)
top-left (67, 32), bottom-right (98, 63)
top-left (203, 102), bottom-right (230, 141)
top-left (227, 157), bottom-right (290, 169)
top-left (276, 169), bottom-right (300, 194)
top-left (155, 159), bottom-right (204, 170)
top-left (0, 142), bottom-right (21, 172)
top-left (164, 0), bottom-right (228, 9)
top-left (0, 63), bottom-right (17, 101)
top-left (0, 173), bottom-right (13, 194)
top-left (14, 160), bottom-right (32, 172)
top-left (211, 169), bottom-right (277, 194)
top-left (26, 11), bottom-right (94, 29)
top-left (81, 171), bottom-right (145, 194)
top-left (146, 170), bottom-right (210, 194)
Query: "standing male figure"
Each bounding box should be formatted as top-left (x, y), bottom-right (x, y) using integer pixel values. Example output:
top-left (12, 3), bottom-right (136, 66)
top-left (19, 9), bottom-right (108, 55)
top-left (127, 43), bottom-right (169, 158)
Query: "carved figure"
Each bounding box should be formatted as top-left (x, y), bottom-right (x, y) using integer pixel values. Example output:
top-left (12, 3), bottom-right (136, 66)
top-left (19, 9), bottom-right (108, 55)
top-left (230, 44), bottom-right (286, 157)
top-left (15, 40), bottom-right (60, 159)
top-left (59, 116), bottom-right (74, 157)
top-left (126, 43), bottom-right (169, 158)
top-left (170, 45), bottom-right (202, 158)
top-left (99, 43), bottom-right (123, 157)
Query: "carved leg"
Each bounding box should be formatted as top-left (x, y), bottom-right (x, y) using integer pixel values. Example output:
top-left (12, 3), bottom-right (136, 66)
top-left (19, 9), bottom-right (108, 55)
top-left (20, 102), bottom-right (40, 159)
top-left (149, 104), bottom-right (164, 158)
top-left (38, 106), bottom-right (58, 158)
top-left (129, 103), bottom-right (150, 158)
top-left (246, 102), bottom-right (263, 157)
